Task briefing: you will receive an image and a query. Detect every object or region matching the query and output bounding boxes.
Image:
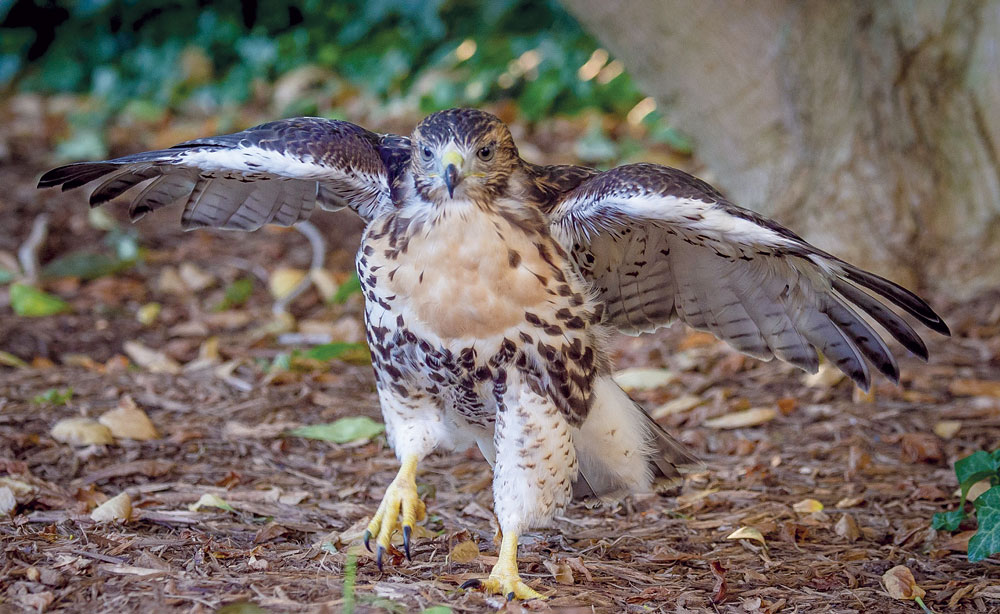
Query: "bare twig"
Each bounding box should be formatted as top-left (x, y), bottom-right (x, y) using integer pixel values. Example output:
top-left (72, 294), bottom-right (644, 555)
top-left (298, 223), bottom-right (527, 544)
top-left (273, 220), bottom-right (327, 315)
top-left (18, 213), bottom-right (49, 283)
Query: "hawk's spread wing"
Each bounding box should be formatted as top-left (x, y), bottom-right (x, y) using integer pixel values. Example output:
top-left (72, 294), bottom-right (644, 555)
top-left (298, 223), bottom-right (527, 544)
top-left (38, 117), bottom-right (410, 228)
top-left (548, 163), bottom-right (950, 390)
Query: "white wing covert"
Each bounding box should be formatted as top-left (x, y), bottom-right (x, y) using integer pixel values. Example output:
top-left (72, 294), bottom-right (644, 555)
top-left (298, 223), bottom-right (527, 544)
top-left (548, 163), bottom-right (949, 390)
top-left (39, 118), bottom-right (410, 228)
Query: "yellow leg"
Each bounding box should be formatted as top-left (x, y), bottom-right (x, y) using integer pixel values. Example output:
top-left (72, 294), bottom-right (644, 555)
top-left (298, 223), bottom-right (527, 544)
top-left (363, 454), bottom-right (425, 570)
top-left (461, 530), bottom-right (546, 601)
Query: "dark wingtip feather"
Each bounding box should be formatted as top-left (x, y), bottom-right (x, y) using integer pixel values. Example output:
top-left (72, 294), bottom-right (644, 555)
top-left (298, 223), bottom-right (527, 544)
top-left (842, 266), bottom-right (949, 335)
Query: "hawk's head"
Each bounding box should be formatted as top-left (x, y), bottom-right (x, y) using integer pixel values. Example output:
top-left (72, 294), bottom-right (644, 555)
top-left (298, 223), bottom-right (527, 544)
top-left (410, 108), bottom-right (520, 204)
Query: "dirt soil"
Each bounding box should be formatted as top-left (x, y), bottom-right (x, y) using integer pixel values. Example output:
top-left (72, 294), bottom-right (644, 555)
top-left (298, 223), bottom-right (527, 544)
top-left (2, 112), bottom-right (1000, 614)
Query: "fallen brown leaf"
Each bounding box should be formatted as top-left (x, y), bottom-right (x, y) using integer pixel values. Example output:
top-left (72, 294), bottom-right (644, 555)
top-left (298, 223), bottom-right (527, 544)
top-left (51, 418), bottom-right (114, 446)
top-left (882, 564), bottom-right (925, 600)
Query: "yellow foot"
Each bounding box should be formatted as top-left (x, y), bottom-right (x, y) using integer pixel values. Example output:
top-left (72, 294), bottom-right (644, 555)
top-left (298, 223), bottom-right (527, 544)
top-left (460, 531), bottom-right (547, 601)
top-left (363, 454), bottom-right (426, 570)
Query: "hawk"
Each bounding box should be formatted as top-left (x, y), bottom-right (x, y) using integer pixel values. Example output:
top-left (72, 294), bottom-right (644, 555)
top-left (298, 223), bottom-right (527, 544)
top-left (39, 108), bottom-right (949, 600)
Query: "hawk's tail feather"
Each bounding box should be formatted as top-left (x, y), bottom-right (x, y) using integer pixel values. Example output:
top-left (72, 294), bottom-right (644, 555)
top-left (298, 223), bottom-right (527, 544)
top-left (572, 377), bottom-right (701, 501)
top-left (641, 409), bottom-right (704, 491)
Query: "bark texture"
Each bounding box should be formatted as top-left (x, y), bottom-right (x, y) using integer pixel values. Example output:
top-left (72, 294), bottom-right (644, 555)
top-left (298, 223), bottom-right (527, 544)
top-left (562, 0), bottom-right (1000, 297)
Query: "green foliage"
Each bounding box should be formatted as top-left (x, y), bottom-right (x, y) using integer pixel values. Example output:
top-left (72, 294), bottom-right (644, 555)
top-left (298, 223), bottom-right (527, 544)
top-left (331, 273), bottom-right (362, 304)
top-left (1, 1), bottom-right (646, 140)
top-left (216, 602), bottom-right (268, 614)
top-left (305, 342), bottom-right (369, 362)
top-left (933, 449), bottom-right (1000, 562)
top-left (342, 551), bottom-right (358, 614)
top-left (32, 387), bottom-right (74, 405)
top-left (10, 283), bottom-right (71, 316)
top-left (214, 278), bottom-right (254, 311)
top-left (290, 416), bottom-right (385, 444)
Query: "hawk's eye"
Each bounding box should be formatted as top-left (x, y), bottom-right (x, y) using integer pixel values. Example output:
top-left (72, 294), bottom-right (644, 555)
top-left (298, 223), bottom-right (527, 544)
top-left (421, 146), bottom-right (433, 161)
top-left (477, 144), bottom-right (495, 161)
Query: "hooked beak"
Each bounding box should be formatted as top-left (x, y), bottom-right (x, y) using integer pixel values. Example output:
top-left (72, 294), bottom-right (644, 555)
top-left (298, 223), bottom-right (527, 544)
top-left (442, 150), bottom-right (464, 198)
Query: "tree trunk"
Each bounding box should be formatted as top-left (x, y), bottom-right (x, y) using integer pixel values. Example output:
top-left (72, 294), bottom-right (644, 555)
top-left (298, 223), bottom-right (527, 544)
top-left (562, 0), bottom-right (1000, 298)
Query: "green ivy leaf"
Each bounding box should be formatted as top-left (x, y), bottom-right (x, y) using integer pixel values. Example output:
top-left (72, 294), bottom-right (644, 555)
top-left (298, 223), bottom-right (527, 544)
top-left (290, 416), bottom-right (385, 444)
top-left (421, 607), bottom-right (452, 614)
top-left (331, 273), bottom-right (362, 304)
top-left (968, 486), bottom-right (1000, 562)
top-left (932, 508), bottom-right (967, 532)
top-left (215, 278), bottom-right (254, 311)
top-left (42, 252), bottom-right (128, 280)
top-left (32, 387), bottom-right (74, 405)
top-left (956, 451), bottom-right (999, 501)
top-left (305, 342), bottom-right (369, 362)
top-left (10, 283), bottom-right (70, 317)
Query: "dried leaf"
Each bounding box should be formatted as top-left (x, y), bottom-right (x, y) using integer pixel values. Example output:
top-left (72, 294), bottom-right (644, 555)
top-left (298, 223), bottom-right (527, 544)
top-left (710, 560), bottom-right (728, 604)
top-left (900, 432), bottom-right (945, 463)
top-left (882, 565), bottom-right (925, 600)
top-left (178, 262), bottom-right (214, 292)
top-left (310, 268), bottom-right (338, 301)
top-left (612, 367), bottom-right (676, 390)
top-left (188, 493), bottom-right (236, 513)
top-left (136, 302), bottom-right (161, 325)
top-left (0, 486), bottom-right (15, 516)
top-left (836, 496), bottom-right (865, 508)
top-left (793, 499), bottom-right (824, 514)
top-left (803, 363), bottom-right (845, 388)
top-left (448, 540), bottom-right (479, 564)
top-left (949, 379), bottom-right (1000, 397)
top-left (726, 526), bottom-right (766, 547)
top-left (705, 407), bottom-right (777, 429)
top-left (123, 341), bottom-right (181, 374)
top-left (835, 514), bottom-right (861, 541)
top-left (90, 492), bottom-right (132, 523)
top-left (0, 351), bottom-right (28, 368)
top-left (269, 267), bottom-right (306, 299)
top-left (933, 420), bottom-right (962, 440)
top-left (651, 394), bottom-right (703, 419)
top-left (542, 559), bottom-right (574, 584)
top-left (51, 418), bottom-right (114, 446)
top-left (99, 397), bottom-right (159, 440)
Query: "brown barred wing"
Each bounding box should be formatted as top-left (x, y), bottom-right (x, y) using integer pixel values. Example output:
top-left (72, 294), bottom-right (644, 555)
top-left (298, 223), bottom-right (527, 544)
top-left (548, 163), bottom-right (949, 391)
top-left (38, 117), bottom-right (410, 229)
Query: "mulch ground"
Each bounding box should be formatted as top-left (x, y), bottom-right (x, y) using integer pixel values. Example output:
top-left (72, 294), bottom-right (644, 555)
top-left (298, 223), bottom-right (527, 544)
top-left (2, 106), bottom-right (1000, 613)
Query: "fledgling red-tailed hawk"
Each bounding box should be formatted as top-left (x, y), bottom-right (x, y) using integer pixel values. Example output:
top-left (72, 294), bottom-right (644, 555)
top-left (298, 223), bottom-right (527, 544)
top-left (40, 108), bottom-right (948, 600)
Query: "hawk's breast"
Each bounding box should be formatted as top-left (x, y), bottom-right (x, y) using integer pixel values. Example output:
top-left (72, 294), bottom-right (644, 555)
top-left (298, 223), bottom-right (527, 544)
top-left (366, 204), bottom-right (556, 341)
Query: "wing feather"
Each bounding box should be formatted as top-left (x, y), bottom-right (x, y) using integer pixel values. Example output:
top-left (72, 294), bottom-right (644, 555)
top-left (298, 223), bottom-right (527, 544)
top-left (548, 163), bottom-right (949, 389)
top-left (38, 117), bottom-right (410, 227)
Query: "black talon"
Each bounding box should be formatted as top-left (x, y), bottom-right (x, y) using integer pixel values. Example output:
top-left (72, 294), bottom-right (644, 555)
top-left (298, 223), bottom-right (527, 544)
top-left (460, 579), bottom-right (482, 590)
top-left (376, 545), bottom-right (385, 572)
top-left (363, 530), bottom-right (372, 553)
top-left (402, 525), bottom-right (412, 560)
